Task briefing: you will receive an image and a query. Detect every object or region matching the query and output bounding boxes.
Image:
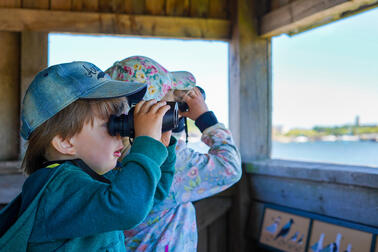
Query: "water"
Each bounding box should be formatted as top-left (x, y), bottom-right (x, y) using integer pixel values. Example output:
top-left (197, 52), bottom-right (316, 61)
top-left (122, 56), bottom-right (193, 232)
top-left (272, 141), bottom-right (378, 168)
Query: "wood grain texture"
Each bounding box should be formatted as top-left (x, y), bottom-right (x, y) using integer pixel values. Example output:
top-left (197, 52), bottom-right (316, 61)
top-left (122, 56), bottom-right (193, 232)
top-left (124, 0), bottom-right (145, 14)
top-left (249, 174), bottom-right (378, 227)
top-left (261, 0), bottom-right (378, 37)
top-left (145, 0), bottom-right (165, 15)
top-left (72, 0), bottom-right (99, 12)
top-left (194, 197), bottom-right (232, 231)
top-left (22, 0), bottom-right (49, 9)
top-left (50, 0), bottom-right (71, 10)
top-left (0, 0), bottom-right (20, 161)
top-left (228, 0), bottom-right (271, 250)
top-left (208, 214), bottom-right (228, 252)
top-left (0, 8), bottom-right (231, 40)
top-left (166, 0), bottom-right (189, 16)
top-left (190, 0), bottom-right (209, 17)
top-left (209, 0), bottom-right (228, 18)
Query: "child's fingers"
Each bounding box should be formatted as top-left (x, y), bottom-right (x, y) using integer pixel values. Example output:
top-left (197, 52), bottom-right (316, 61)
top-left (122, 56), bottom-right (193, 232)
top-left (156, 104), bottom-right (171, 117)
top-left (133, 100), bottom-right (146, 114)
top-left (148, 101), bottom-right (167, 114)
top-left (139, 99), bottom-right (157, 114)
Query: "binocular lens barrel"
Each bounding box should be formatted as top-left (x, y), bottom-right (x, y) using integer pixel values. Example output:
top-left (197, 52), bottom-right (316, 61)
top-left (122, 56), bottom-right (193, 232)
top-left (108, 102), bottom-right (179, 138)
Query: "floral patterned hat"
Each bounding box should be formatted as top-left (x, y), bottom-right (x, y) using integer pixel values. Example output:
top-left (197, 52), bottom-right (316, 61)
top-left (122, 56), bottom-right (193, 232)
top-left (105, 56), bottom-right (196, 101)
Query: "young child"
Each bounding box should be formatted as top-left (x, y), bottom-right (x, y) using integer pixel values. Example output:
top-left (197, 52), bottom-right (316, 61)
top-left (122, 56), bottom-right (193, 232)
top-left (106, 56), bottom-right (242, 251)
top-left (0, 61), bottom-right (177, 251)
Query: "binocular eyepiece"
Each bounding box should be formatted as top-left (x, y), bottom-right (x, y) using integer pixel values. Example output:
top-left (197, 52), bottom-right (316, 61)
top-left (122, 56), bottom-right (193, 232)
top-left (108, 102), bottom-right (179, 138)
top-left (108, 86), bottom-right (206, 138)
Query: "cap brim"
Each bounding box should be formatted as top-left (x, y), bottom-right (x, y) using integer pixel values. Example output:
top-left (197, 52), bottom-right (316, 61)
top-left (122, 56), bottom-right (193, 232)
top-left (80, 80), bottom-right (147, 100)
top-left (171, 71), bottom-right (196, 90)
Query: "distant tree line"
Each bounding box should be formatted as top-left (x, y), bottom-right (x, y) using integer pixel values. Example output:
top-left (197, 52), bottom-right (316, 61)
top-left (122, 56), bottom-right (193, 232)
top-left (284, 125), bottom-right (378, 137)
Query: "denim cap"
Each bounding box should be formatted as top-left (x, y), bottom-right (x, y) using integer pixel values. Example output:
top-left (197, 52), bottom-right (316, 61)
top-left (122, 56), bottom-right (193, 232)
top-left (105, 56), bottom-right (196, 101)
top-left (21, 61), bottom-right (147, 140)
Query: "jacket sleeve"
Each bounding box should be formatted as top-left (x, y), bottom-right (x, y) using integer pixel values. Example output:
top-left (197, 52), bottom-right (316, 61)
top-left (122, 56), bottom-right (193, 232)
top-left (171, 123), bottom-right (242, 204)
top-left (153, 136), bottom-right (177, 204)
top-left (30, 136), bottom-right (168, 242)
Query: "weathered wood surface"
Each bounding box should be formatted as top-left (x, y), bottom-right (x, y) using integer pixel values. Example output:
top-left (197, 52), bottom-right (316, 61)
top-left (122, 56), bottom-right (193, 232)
top-left (247, 159), bottom-right (378, 189)
top-left (0, 8), bottom-right (231, 40)
top-left (194, 197), bottom-right (232, 231)
top-left (197, 227), bottom-right (208, 252)
top-left (228, 0), bottom-right (271, 250)
top-left (208, 213), bottom-right (228, 252)
top-left (248, 173), bottom-right (378, 227)
top-left (0, 0), bottom-right (21, 161)
top-left (166, 0), bottom-right (190, 16)
top-left (261, 0), bottom-right (378, 37)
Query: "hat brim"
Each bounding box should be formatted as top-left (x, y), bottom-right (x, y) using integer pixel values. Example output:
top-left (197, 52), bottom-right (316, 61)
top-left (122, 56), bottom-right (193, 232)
top-left (80, 80), bottom-right (147, 100)
top-left (171, 71), bottom-right (196, 90)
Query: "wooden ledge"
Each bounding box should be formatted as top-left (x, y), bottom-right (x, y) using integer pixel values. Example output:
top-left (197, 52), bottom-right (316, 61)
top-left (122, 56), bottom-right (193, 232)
top-left (260, 0), bottom-right (378, 38)
top-left (0, 7), bottom-right (231, 40)
top-left (246, 159), bottom-right (378, 189)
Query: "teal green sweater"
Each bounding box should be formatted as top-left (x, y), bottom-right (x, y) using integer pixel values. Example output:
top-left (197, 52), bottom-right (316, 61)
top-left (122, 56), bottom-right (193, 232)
top-left (0, 136), bottom-right (176, 251)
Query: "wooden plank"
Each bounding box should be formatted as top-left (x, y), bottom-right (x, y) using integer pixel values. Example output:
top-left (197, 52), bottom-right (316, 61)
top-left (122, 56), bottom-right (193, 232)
top-left (194, 197), bottom-right (232, 231)
top-left (190, 0), bottom-right (209, 17)
top-left (166, 0), bottom-right (190, 16)
top-left (0, 32), bottom-right (20, 161)
top-left (0, 161), bottom-right (22, 174)
top-left (0, 8), bottom-right (231, 40)
top-left (247, 159), bottom-right (378, 189)
top-left (124, 0), bottom-right (145, 14)
top-left (22, 0), bottom-right (49, 9)
top-left (72, 0), bottom-right (99, 12)
top-left (98, 0), bottom-right (113, 12)
top-left (208, 214), bottom-right (228, 252)
top-left (145, 0), bottom-right (165, 15)
top-left (261, 0), bottom-right (378, 37)
top-left (209, 0), bottom-right (228, 19)
top-left (50, 0), bottom-right (72, 10)
top-left (0, 0), bottom-right (21, 7)
top-left (197, 228), bottom-right (208, 252)
top-left (228, 0), bottom-right (271, 250)
top-left (248, 174), bottom-right (378, 227)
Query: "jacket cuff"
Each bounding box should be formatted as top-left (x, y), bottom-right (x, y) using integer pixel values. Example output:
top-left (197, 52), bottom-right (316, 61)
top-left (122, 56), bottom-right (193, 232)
top-left (195, 111), bottom-right (218, 132)
top-left (129, 136), bottom-right (168, 166)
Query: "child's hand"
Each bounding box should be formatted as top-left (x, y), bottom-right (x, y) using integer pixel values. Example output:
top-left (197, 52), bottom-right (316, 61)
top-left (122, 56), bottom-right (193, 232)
top-left (161, 130), bottom-right (172, 147)
top-left (133, 100), bottom-right (170, 141)
top-left (180, 87), bottom-right (208, 120)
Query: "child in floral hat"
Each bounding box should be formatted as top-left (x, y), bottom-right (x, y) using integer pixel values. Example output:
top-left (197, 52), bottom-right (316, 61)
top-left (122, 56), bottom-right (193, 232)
top-left (106, 56), bottom-right (242, 252)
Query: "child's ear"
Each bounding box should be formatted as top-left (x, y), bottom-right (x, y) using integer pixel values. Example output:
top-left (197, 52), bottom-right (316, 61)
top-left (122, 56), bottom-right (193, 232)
top-left (51, 135), bottom-right (76, 155)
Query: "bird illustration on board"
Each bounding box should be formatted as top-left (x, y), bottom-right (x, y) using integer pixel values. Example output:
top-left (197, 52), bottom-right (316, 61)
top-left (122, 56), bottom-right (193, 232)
top-left (274, 218), bottom-right (294, 240)
top-left (265, 216), bottom-right (281, 234)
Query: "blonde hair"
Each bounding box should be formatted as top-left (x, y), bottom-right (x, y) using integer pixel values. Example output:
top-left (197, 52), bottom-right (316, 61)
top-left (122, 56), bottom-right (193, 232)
top-left (22, 98), bottom-right (126, 175)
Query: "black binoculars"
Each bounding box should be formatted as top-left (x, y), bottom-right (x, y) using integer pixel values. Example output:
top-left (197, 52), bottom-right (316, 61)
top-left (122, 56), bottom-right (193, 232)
top-left (108, 87), bottom-right (206, 138)
top-left (108, 102), bottom-right (179, 138)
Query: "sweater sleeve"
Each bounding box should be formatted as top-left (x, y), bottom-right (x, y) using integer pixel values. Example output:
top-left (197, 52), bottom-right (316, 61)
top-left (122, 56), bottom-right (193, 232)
top-left (171, 123), bottom-right (242, 204)
top-left (154, 136), bottom-right (177, 204)
top-left (30, 136), bottom-right (168, 242)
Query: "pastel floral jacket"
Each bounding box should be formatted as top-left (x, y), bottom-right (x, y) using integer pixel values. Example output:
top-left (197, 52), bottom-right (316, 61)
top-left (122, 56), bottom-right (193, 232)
top-left (124, 123), bottom-right (242, 251)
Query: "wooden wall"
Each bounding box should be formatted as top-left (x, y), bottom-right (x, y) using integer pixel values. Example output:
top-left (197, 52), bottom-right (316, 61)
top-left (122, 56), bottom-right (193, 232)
top-left (4, 0), bottom-right (230, 19)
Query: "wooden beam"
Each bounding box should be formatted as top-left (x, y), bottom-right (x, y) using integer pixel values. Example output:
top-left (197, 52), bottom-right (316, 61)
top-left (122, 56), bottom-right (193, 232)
top-left (0, 7), bottom-right (230, 40)
top-left (261, 0), bottom-right (378, 38)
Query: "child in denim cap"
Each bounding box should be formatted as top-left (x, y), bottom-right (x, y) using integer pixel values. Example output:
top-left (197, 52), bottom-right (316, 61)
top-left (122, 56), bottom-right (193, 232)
top-left (0, 61), bottom-right (176, 251)
top-left (106, 56), bottom-right (242, 251)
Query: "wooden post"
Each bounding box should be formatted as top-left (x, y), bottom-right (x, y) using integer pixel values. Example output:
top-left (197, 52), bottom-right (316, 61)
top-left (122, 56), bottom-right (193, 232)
top-left (0, 1), bottom-right (21, 161)
top-left (18, 1), bottom-right (49, 159)
top-left (229, 0), bottom-right (271, 250)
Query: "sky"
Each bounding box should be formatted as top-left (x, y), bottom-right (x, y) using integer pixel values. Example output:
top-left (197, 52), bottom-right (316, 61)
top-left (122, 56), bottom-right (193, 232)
top-left (48, 7), bottom-right (378, 130)
top-left (272, 7), bottom-right (378, 129)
